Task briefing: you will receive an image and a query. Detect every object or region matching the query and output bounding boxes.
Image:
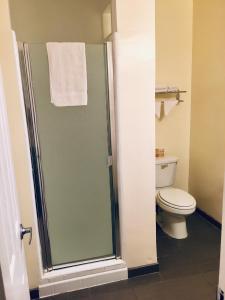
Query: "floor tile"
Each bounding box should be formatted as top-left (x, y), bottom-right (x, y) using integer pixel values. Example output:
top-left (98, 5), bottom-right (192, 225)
top-left (202, 270), bottom-right (219, 288)
top-left (67, 290), bottom-right (91, 300)
top-left (39, 213), bottom-right (221, 300)
top-left (134, 273), bottom-right (217, 300)
top-left (43, 294), bottom-right (68, 300)
top-left (90, 283), bottom-right (137, 300)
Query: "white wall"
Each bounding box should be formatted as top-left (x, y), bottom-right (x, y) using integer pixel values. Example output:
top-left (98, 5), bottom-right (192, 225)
top-left (114, 0), bottom-right (157, 268)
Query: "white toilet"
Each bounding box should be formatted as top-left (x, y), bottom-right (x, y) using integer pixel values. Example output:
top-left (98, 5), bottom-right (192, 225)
top-left (156, 156), bottom-right (196, 239)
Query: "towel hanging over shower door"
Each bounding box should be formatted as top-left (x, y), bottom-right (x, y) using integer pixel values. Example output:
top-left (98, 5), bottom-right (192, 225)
top-left (47, 42), bottom-right (88, 107)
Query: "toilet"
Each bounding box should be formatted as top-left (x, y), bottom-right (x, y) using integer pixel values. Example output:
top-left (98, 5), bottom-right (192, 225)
top-left (156, 156), bottom-right (196, 239)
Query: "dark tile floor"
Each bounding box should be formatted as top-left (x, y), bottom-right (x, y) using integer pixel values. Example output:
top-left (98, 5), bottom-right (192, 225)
top-left (43, 212), bottom-right (221, 300)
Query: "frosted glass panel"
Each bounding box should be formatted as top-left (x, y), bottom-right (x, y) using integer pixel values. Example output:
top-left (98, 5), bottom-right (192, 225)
top-left (28, 43), bottom-right (113, 266)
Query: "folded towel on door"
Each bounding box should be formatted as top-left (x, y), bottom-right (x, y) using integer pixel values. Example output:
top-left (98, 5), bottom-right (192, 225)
top-left (46, 42), bottom-right (87, 106)
top-left (164, 100), bottom-right (178, 116)
top-left (155, 101), bottom-right (162, 119)
top-left (155, 86), bottom-right (178, 93)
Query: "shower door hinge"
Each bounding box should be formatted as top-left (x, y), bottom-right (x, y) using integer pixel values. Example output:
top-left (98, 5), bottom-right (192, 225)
top-left (108, 155), bottom-right (113, 167)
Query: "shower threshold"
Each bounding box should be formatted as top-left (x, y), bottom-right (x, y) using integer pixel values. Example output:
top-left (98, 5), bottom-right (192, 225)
top-left (51, 255), bottom-right (116, 271)
top-left (39, 258), bottom-right (128, 298)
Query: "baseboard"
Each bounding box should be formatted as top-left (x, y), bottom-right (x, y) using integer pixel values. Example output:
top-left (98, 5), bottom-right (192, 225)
top-left (30, 288), bottom-right (39, 300)
top-left (128, 263), bottom-right (159, 278)
top-left (196, 208), bottom-right (221, 230)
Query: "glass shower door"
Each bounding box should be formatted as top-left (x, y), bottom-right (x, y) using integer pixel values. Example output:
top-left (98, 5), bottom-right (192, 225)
top-left (21, 43), bottom-right (115, 269)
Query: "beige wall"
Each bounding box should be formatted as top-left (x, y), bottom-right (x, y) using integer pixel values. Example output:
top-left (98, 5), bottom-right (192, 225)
top-left (156, 0), bottom-right (225, 223)
top-left (102, 4), bottom-right (112, 39)
top-left (114, 0), bottom-right (157, 267)
top-left (189, 0), bottom-right (225, 222)
top-left (9, 0), bottom-right (109, 43)
top-left (156, 0), bottom-right (193, 190)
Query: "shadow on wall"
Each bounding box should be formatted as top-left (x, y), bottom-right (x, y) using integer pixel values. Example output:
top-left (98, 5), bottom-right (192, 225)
top-left (189, 0), bottom-right (225, 223)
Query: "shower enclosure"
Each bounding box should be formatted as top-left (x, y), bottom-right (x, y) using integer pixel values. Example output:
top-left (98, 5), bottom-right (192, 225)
top-left (18, 42), bottom-right (119, 271)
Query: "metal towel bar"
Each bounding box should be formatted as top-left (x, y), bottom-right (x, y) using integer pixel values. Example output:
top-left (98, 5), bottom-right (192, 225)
top-left (155, 89), bottom-right (187, 103)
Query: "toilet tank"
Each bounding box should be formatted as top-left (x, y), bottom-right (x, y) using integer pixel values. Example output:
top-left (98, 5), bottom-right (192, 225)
top-left (156, 156), bottom-right (178, 188)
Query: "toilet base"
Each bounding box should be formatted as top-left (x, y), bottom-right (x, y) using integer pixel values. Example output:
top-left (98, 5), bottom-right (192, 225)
top-left (157, 210), bottom-right (188, 239)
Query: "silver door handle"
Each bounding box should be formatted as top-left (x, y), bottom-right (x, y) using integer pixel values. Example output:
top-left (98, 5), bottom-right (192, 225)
top-left (20, 224), bottom-right (32, 245)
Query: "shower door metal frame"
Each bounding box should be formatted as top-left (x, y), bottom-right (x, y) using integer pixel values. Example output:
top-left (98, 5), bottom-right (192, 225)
top-left (18, 43), bottom-right (53, 271)
top-left (18, 42), bottom-right (121, 272)
top-left (105, 42), bottom-right (121, 260)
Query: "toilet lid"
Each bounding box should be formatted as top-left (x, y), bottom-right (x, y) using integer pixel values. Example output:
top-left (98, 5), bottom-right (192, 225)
top-left (157, 188), bottom-right (196, 209)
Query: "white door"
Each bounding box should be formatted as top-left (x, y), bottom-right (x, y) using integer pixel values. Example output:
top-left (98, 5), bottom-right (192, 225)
top-left (0, 67), bottom-right (30, 300)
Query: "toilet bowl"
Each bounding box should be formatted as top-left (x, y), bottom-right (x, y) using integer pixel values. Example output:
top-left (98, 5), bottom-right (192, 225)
top-left (156, 156), bottom-right (196, 239)
top-left (156, 188), bottom-right (196, 239)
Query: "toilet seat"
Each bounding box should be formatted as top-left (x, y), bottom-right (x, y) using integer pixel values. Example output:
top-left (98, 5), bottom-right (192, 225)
top-left (156, 188), bottom-right (196, 215)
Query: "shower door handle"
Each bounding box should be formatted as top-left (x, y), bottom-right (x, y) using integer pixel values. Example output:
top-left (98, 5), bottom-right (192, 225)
top-left (108, 155), bottom-right (113, 167)
top-left (20, 224), bottom-right (32, 245)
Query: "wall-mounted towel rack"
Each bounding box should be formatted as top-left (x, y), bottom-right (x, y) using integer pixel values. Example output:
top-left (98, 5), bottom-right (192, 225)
top-left (155, 88), bottom-right (187, 103)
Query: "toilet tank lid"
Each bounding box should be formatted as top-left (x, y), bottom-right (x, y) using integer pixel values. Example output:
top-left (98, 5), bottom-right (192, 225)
top-left (156, 156), bottom-right (178, 165)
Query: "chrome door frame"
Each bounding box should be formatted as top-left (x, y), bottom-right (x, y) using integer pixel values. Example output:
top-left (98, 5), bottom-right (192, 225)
top-left (105, 42), bottom-right (121, 259)
top-left (18, 42), bottom-right (121, 272)
top-left (18, 43), bottom-right (53, 271)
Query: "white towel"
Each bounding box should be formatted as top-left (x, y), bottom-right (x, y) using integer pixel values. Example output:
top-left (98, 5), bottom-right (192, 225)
top-left (164, 100), bottom-right (178, 116)
top-left (167, 86), bottom-right (178, 93)
top-left (46, 42), bottom-right (87, 107)
top-left (155, 87), bottom-right (168, 93)
top-left (156, 86), bottom-right (178, 93)
top-left (155, 101), bottom-right (162, 119)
